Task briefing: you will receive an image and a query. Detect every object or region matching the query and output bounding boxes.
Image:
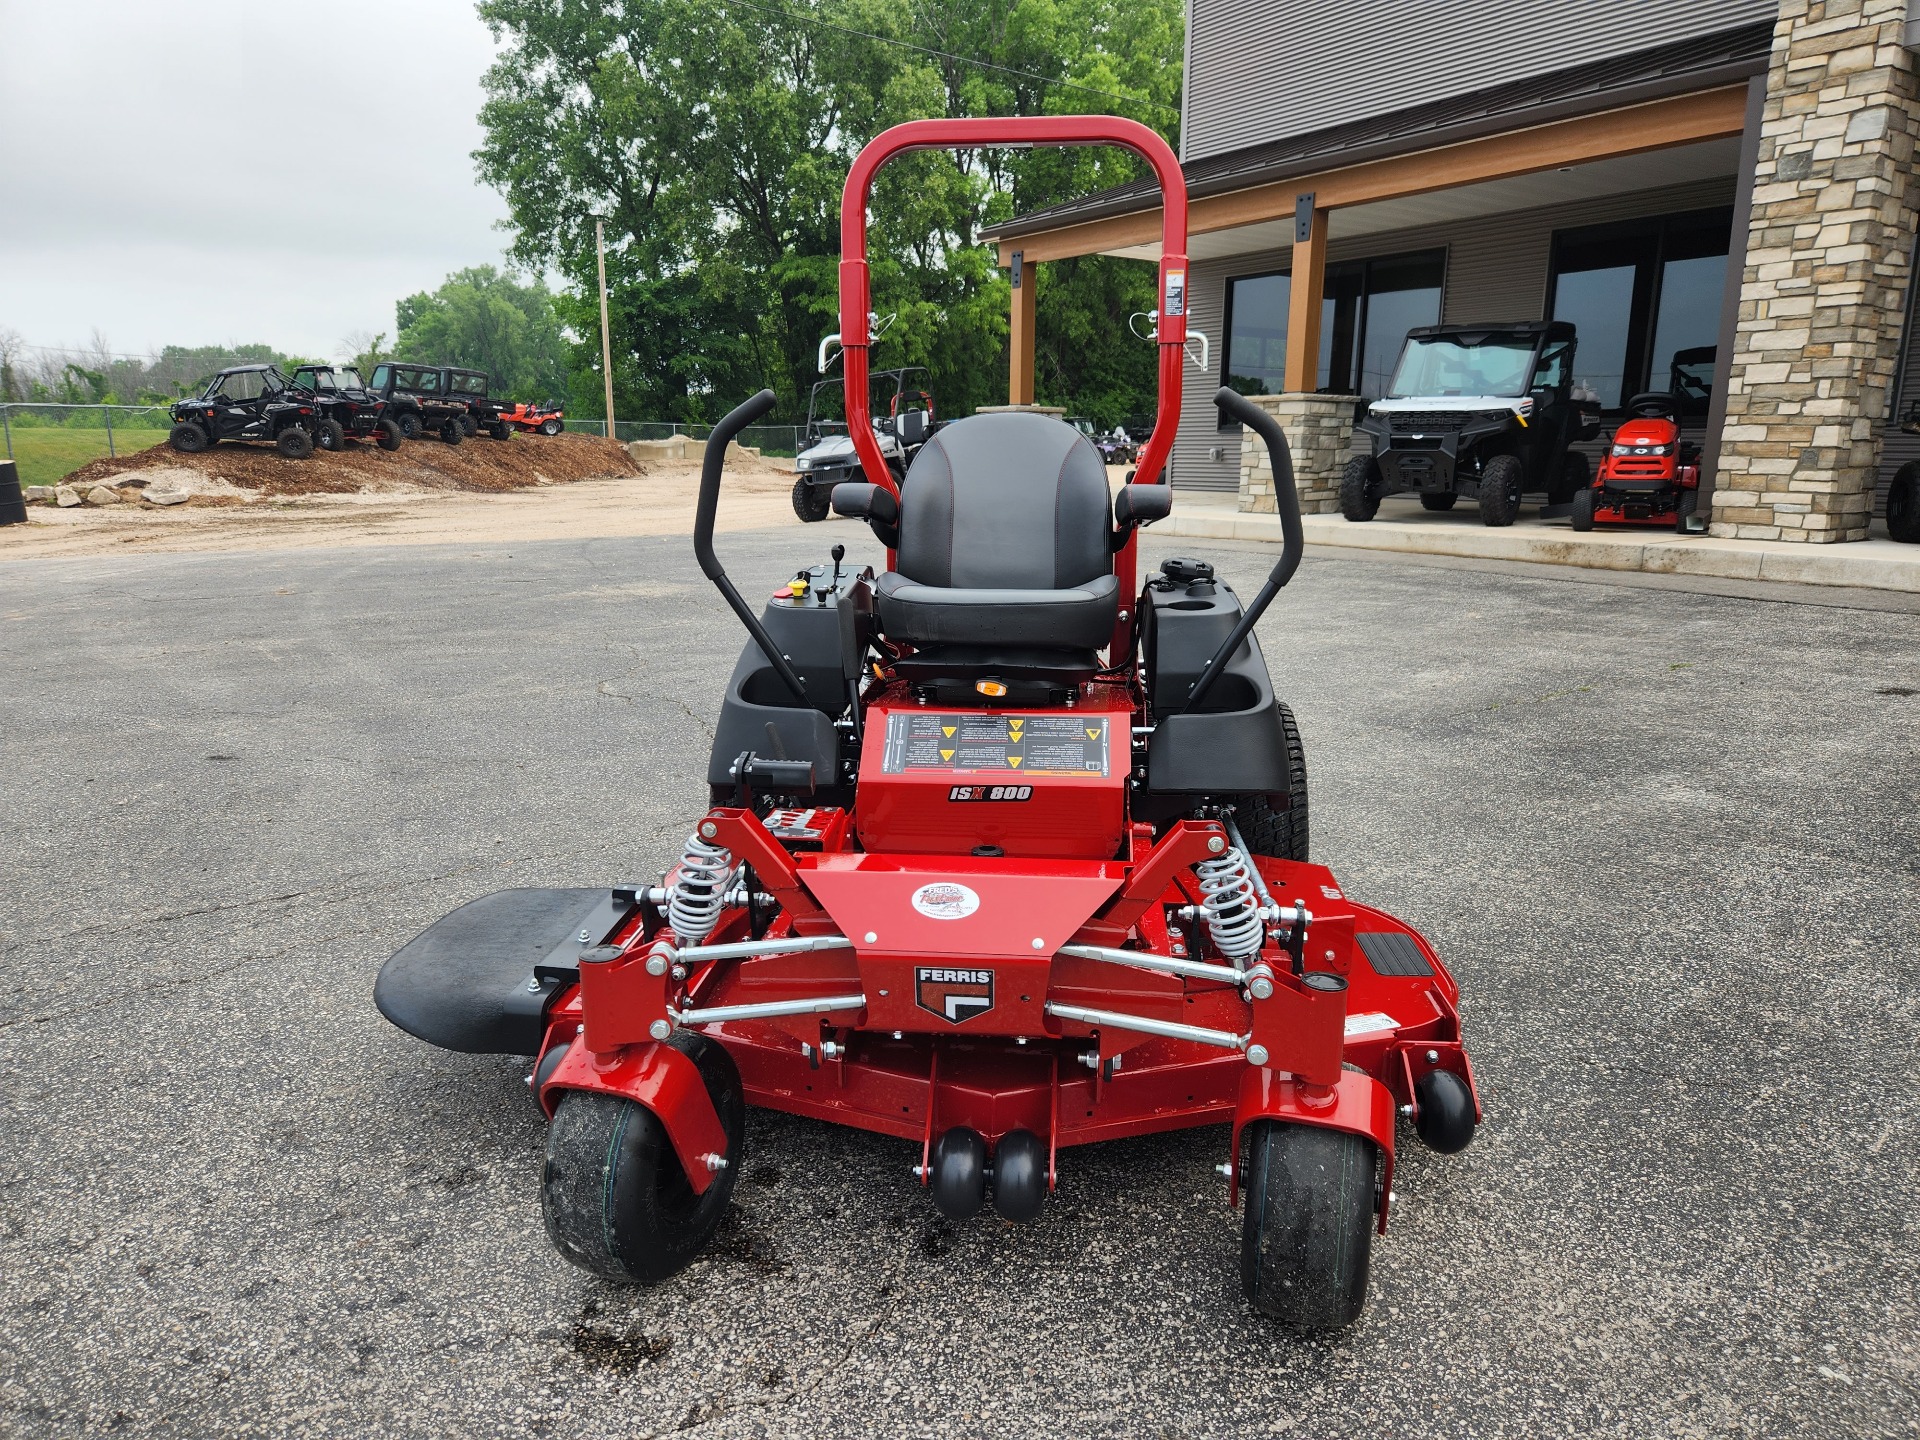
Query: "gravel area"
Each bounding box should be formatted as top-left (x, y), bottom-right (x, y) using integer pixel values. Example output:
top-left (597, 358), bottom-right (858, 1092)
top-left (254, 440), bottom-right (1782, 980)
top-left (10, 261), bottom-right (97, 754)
top-left (2, 528), bottom-right (1915, 1438)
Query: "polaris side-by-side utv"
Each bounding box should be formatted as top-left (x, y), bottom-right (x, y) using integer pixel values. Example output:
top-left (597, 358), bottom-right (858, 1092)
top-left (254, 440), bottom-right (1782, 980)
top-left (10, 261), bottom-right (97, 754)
top-left (365, 362), bottom-right (469, 444)
top-left (791, 367), bottom-right (939, 522)
top-left (1342, 321), bottom-right (1602, 527)
top-left (167, 365), bottom-right (318, 458)
top-left (376, 116), bottom-right (1481, 1333)
top-left (446, 367), bottom-right (515, 440)
top-left (285, 365), bottom-right (404, 453)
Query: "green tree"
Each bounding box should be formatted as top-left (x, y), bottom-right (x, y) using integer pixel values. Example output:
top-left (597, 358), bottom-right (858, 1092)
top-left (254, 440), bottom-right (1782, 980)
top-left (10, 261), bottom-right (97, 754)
top-left (473, 0), bottom-right (1183, 426)
top-left (392, 266), bottom-right (570, 399)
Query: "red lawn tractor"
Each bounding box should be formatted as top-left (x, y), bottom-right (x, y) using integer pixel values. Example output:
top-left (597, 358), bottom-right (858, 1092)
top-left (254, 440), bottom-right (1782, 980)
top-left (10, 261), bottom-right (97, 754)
top-left (376, 116), bottom-right (1481, 1333)
top-left (1573, 391), bottom-right (1701, 531)
top-left (501, 401), bottom-right (567, 436)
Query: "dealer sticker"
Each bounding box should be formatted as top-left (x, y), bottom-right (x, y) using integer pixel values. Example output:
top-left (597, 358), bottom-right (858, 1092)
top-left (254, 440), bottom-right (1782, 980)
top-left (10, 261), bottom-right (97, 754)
top-left (910, 881), bottom-right (980, 921)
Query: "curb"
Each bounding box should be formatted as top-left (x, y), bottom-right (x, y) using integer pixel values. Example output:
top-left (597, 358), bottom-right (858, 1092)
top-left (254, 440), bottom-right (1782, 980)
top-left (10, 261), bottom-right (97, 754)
top-left (1160, 510), bottom-right (1920, 594)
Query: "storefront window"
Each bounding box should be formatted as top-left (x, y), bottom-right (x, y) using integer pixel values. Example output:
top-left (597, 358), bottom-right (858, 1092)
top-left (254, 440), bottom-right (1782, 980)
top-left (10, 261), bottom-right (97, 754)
top-left (1221, 248), bottom-right (1444, 424)
top-left (1548, 209), bottom-right (1731, 413)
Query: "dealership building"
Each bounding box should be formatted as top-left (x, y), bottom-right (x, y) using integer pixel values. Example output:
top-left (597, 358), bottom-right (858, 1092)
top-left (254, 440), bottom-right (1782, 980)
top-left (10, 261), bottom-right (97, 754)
top-left (985, 0), bottom-right (1919, 544)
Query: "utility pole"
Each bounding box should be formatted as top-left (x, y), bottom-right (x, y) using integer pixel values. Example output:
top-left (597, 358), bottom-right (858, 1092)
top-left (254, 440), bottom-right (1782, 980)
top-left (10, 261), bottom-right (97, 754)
top-left (596, 218), bottom-right (616, 439)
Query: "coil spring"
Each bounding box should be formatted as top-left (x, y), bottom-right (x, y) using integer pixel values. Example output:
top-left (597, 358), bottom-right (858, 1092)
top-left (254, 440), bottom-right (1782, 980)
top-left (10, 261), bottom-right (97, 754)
top-left (666, 833), bottom-right (735, 943)
top-left (1193, 846), bottom-right (1264, 962)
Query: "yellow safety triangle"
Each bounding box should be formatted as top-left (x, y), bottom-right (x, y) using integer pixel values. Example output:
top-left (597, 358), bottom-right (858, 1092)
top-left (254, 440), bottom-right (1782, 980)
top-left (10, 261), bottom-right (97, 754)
top-left (943, 726), bottom-right (956, 738)
top-left (941, 749), bottom-right (955, 761)
top-left (1007, 756), bottom-right (1023, 768)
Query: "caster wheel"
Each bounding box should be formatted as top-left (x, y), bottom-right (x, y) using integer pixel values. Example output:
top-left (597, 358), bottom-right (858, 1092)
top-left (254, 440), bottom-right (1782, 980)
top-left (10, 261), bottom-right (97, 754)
top-left (530, 1041), bottom-right (569, 1108)
top-left (929, 1127), bottom-right (988, 1220)
top-left (541, 1032), bottom-right (743, 1285)
top-left (990, 1130), bottom-right (1047, 1222)
top-left (1413, 1068), bottom-right (1476, 1154)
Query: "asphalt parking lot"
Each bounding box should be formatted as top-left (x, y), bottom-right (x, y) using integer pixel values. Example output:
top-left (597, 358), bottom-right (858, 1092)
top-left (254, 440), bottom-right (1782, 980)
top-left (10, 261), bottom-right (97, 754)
top-left (2, 523), bottom-right (1916, 1439)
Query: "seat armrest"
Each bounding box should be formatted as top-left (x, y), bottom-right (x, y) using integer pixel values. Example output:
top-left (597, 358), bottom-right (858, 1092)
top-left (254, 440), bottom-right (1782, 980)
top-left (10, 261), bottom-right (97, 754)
top-left (831, 482), bottom-right (899, 547)
top-left (1113, 482), bottom-right (1171, 548)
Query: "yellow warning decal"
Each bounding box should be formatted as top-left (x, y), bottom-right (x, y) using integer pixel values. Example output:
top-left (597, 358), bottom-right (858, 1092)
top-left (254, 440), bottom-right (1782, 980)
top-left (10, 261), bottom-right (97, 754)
top-left (941, 749), bottom-right (955, 761)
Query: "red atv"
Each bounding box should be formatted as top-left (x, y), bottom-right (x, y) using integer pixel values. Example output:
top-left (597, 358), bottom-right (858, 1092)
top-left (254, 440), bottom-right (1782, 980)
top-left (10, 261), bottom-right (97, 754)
top-left (376, 116), bottom-right (1481, 1334)
top-left (501, 401), bottom-right (566, 436)
top-left (1573, 392), bottom-right (1701, 531)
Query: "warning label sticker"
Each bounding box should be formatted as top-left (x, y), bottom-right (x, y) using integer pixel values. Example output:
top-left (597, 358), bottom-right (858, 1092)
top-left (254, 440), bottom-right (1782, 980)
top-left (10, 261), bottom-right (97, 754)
top-left (880, 713), bottom-right (1110, 777)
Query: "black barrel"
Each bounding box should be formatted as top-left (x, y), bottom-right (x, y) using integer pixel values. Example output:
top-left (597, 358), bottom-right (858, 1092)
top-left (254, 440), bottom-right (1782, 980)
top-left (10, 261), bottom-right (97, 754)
top-left (0, 461), bottom-right (25, 526)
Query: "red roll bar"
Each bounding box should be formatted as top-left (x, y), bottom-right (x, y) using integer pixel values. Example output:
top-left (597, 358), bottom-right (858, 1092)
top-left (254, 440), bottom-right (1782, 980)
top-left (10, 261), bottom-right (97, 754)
top-left (838, 116), bottom-right (1188, 642)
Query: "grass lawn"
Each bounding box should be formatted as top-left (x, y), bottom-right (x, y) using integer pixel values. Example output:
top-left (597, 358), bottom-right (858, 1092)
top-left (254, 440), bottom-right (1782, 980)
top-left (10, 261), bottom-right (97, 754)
top-left (6, 427), bottom-right (170, 488)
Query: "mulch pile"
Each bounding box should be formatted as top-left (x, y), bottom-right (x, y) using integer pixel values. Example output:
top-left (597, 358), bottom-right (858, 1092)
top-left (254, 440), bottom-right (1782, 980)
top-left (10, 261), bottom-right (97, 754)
top-left (61, 431), bottom-right (643, 498)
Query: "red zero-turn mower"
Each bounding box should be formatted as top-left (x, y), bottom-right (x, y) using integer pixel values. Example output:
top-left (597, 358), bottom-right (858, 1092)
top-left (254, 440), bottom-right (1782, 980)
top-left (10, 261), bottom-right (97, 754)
top-left (376, 116), bottom-right (1481, 1332)
top-left (1573, 391), bottom-right (1701, 531)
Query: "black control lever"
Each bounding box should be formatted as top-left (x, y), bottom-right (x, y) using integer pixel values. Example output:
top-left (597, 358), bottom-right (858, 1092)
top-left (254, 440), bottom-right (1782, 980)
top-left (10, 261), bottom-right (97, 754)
top-left (1180, 389), bottom-right (1304, 714)
top-left (695, 389), bottom-right (809, 703)
top-left (730, 749), bottom-right (817, 804)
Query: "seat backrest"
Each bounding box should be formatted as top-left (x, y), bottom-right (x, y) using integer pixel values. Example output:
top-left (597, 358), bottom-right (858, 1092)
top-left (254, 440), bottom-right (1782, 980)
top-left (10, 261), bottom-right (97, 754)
top-left (895, 413), bottom-right (1111, 590)
top-left (896, 408), bottom-right (928, 446)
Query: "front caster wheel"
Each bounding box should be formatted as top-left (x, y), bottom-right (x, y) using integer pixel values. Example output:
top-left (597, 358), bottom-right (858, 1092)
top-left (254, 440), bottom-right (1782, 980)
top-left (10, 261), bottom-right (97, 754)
top-left (1241, 1121), bottom-right (1376, 1333)
top-left (541, 1032), bottom-right (744, 1285)
top-left (929, 1126), bottom-right (988, 1220)
top-left (990, 1130), bottom-right (1047, 1222)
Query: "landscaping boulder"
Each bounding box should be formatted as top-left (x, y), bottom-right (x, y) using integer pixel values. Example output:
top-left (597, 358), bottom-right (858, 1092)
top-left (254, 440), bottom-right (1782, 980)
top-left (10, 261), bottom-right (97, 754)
top-left (144, 487), bottom-right (190, 507)
top-left (85, 484), bottom-right (122, 506)
top-left (56, 486), bottom-right (82, 508)
top-left (25, 485), bottom-right (56, 505)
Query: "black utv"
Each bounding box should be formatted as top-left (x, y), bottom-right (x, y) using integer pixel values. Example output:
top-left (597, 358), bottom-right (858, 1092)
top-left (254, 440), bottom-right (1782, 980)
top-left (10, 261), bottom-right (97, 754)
top-left (364, 362), bottom-right (470, 444)
top-left (167, 365), bottom-right (317, 458)
top-left (446, 368), bottom-right (514, 441)
top-left (286, 365), bottom-right (403, 452)
top-left (1341, 321), bottom-right (1601, 527)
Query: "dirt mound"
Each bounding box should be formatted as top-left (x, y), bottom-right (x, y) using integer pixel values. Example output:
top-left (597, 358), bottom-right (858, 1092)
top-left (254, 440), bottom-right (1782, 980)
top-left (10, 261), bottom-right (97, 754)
top-left (61, 431), bottom-right (643, 499)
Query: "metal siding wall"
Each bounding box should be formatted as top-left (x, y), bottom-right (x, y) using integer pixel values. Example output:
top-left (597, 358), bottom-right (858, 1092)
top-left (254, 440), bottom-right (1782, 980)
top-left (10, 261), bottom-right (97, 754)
top-left (1184, 0), bottom-right (1778, 163)
top-left (1171, 177), bottom-right (1740, 493)
top-left (1873, 299), bottom-right (1920, 516)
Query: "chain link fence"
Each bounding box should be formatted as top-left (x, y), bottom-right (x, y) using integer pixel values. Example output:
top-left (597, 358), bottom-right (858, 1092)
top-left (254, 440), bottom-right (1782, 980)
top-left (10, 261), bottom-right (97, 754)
top-left (1, 403), bottom-right (176, 488)
top-left (560, 419), bottom-right (805, 459)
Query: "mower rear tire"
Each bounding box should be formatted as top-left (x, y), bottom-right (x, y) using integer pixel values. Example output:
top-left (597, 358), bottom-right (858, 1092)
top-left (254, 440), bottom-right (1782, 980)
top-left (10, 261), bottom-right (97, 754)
top-left (1477, 453), bottom-right (1523, 527)
top-left (397, 412), bottom-right (423, 441)
top-left (539, 417), bottom-right (563, 436)
top-left (1338, 456), bottom-right (1381, 522)
top-left (375, 418), bottom-right (403, 452)
top-left (1418, 491), bottom-right (1457, 512)
top-left (1240, 1121), bottom-right (1376, 1333)
top-left (1886, 462), bottom-right (1919, 543)
top-left (315, 418), bottom-right (347, 453)
top-left (1570, 486), bottom-right (1596, 531)
top-left (792, 477), bottom-right (832, 523)
top-left (1220, 700), bottom-right (1309, 862)
top-left (1674, 489), bottom-right (1699, 533)
top-left (541, 1032), bottom-right (744, 1286)
top-left (168, 421), bottom-right (210, 455)
top-left (440, 419), bottom-right (464, 445)
top-left (1551, 451), bottom-right (1590, 506)
top-left (276, 425), bottom-right (314, 460)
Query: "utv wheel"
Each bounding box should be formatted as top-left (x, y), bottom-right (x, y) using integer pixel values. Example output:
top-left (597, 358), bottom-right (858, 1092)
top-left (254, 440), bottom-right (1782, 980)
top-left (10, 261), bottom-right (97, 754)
top-left (539, 418), bottom-right (563, 436)
top-left (397, 412), bottom-right (423, 440)
top-left (1338, 456), bottom-right (1381, 522)
top-left (1886, 461), bottom-right (1920, 543)
top-left (1418, 491), bottom-right (1457, 512)
top-left (375, 418), bottom-right (403, 451)
top-left (1552, 450), bottom-right (1591, 506)
top-left (439, 419), bottom-right (464, 445)
top-left (458, 414), bottom-right (478, 438)
top-left (791, 477), bottom-right (831, 523)
top-left (488, 421), bottom-right (513, 442)
top-left (1220, 699), bottom-right (1309, 863)
top-left (276, 426), bottom-right (314, 460)
top-left (1570, 486), bottom-right (1597, 532)
top-left (314, 418), bottom-right (346, 453)
top-left (541, 1032), bottom-right (744, 1286)
top-left (168, 421), bottom-right (210, 455)
top-left (1240, 1121), bottom-right (1376, 1333)
top-left (1477, 453), bottom-right (1523, 527)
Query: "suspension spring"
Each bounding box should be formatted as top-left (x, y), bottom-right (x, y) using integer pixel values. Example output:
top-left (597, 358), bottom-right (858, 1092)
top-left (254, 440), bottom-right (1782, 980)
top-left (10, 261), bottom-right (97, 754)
top-left (1193, 846), bottom-right (1264, 962)
top-left (666, 833), bottom-right (735, 943)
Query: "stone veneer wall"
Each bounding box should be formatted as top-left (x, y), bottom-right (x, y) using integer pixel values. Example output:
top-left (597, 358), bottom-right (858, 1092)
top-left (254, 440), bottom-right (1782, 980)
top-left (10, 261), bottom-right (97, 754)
top-left (1237, 393), bottom-right (1350, 514)
top-left (1714, 0), bottom-right (1920, 541)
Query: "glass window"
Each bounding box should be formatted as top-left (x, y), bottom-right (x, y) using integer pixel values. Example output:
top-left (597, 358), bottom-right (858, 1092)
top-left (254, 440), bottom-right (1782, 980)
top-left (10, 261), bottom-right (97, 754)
top-left (337, 368), bottom-right (365, 390)
top-left (1357, 252), bottom-right (1445, 399)
top-left (1388, 334), bottom-right (1538, 398)
top-left (452, 372), bottom-right (487, 395)
top-left (1223, 271), bottom-right (1291, 400)
top-left (370, 364), bottom-right (390, 390)
top-left (1549, 209), bottom-right (1730, 412)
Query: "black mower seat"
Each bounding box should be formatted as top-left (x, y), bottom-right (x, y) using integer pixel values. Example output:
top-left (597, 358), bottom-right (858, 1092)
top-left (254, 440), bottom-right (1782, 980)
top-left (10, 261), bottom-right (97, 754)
top-left (875, 412), bottom-right (1117, 650)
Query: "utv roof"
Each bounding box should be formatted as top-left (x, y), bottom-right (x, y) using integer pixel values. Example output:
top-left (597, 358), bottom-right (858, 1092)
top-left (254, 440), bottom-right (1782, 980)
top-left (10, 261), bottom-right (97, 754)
top-left (215, 363), bottom-right (278, 374)
top-left (1403, 322), bottom-right (1576, 344)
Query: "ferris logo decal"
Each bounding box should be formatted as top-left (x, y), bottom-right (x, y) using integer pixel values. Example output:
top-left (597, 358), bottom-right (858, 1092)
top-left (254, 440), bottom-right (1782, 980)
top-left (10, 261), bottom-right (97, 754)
top-left (916, 967), bottom-right (995, 1024)
top-left (948, 784), bottom-right (1033, 801)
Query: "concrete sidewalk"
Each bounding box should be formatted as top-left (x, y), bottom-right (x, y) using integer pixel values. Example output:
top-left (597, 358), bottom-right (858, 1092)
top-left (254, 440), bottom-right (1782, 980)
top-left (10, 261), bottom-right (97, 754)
top-left (1161, 491), bottom-right (1920, 592)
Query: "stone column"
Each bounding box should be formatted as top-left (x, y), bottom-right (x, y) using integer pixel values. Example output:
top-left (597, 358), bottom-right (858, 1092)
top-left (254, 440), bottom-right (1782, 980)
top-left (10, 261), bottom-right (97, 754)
top-left (1238, 393), bottom-right (1351, 514)
top-left (1713, 0), bottom-right (1920, 542)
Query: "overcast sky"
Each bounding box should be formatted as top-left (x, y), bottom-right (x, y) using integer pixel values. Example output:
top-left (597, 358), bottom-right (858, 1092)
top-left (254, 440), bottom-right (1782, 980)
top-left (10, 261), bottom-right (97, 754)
top-left (0, 0), bottom-right (517, 362)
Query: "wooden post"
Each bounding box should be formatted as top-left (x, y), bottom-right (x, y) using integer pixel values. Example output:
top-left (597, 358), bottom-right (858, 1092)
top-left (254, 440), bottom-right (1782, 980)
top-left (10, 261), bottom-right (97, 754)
top-left (1008, 250), bottom-right (1036, 406)
top-left (1283, 196), bottom-right (1327, 395)
top-left (596, 218), bottom-right (616, 439)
